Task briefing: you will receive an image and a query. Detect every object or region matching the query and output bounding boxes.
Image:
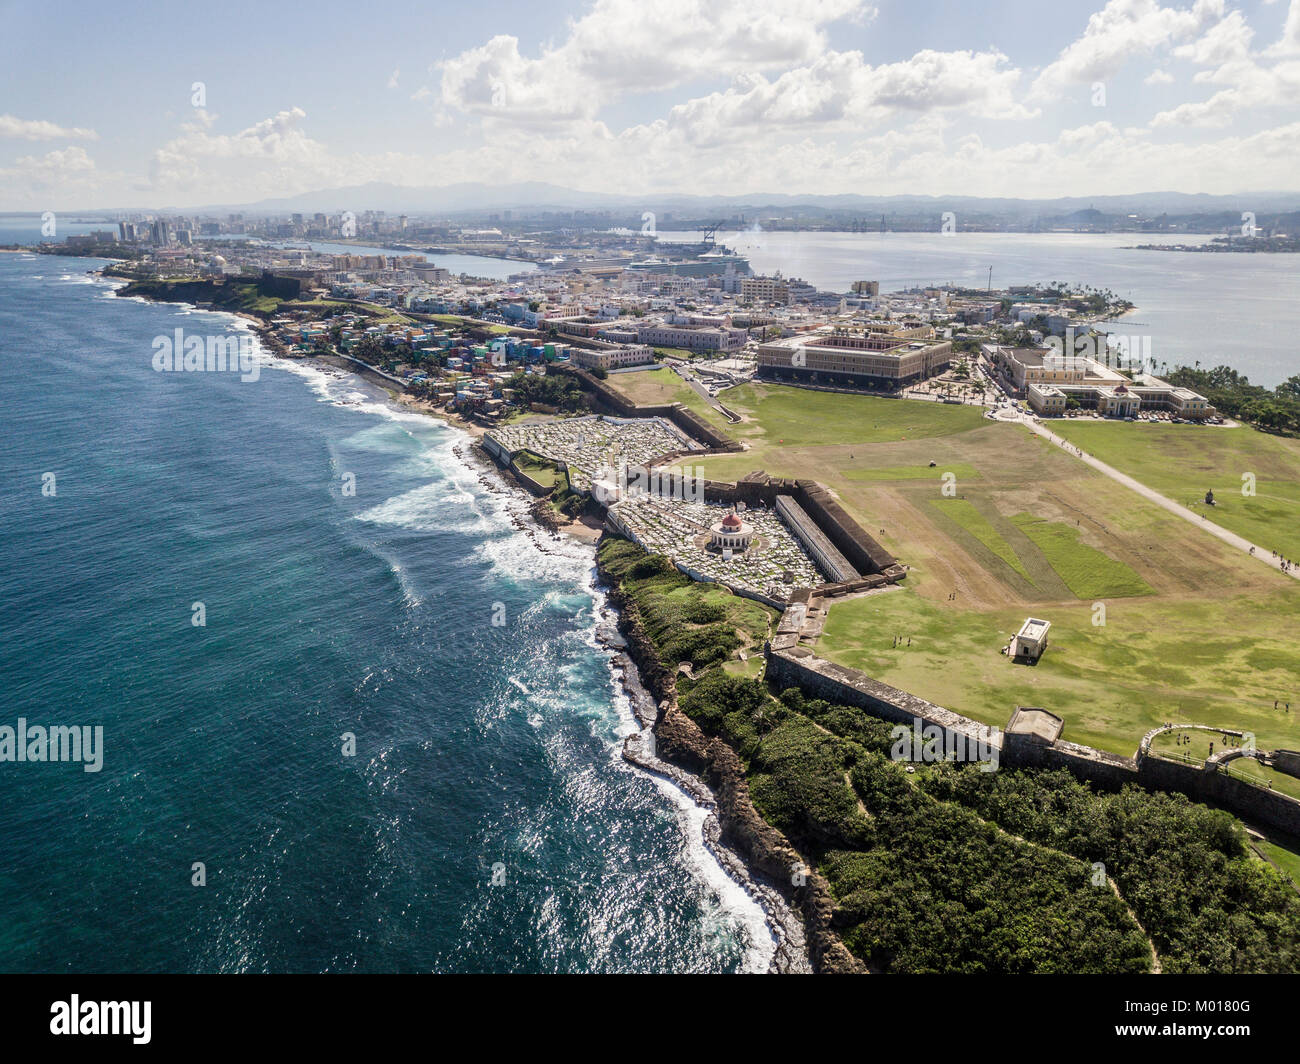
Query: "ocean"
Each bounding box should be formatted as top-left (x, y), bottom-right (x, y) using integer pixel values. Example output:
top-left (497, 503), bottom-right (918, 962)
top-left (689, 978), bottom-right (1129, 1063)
top-left (0, 251), bottom-right (774, 973)
top-left (658, 230), bottom-right (1300, 387)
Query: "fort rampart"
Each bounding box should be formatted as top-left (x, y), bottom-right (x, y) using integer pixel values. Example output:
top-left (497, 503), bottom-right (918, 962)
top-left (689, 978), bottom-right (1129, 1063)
top-left (766, 643), bottom-right (1300, 838)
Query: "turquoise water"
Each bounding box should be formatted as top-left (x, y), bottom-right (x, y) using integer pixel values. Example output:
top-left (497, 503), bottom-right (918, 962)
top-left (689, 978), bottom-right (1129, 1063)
top-left (0, 252), bottom-right (771, 972)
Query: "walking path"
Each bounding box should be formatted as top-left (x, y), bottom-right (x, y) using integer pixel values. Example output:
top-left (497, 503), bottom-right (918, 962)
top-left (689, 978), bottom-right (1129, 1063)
top-left (1011, 412), bottom-right (1300, 581)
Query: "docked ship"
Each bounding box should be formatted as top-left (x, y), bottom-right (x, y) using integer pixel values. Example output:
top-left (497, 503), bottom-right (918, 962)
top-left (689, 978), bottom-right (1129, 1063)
top-left (625, 247), bottom-right (750, 278)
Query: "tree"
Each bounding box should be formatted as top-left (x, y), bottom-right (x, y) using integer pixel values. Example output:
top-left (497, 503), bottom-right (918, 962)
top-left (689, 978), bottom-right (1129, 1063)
top-left (1277, 375), bottom-right (1300, 400)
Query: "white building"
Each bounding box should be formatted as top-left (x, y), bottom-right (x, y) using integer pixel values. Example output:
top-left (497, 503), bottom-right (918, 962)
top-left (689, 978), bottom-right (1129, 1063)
top-left (710, 511), bottom-right (754, 552)
top-left (571, 344), bottom-right (655, 371)
top-left (1013, 618), bottom-right (1051, 661)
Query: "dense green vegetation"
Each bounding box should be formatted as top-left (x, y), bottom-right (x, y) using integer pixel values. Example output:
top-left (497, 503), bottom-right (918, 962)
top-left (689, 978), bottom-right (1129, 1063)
top-left (1167, 364), bottom-right (1300, 436)
top-left (675, 673), bottom-right (1153, 972)
top-left (922, 766), bottom-right (1300, 972)
top-left (119, 277), bottom-right (287, 316)
top-left (599, 539), bottom-right (773, 669)
top-left (602, 533), bottom-right (1300, 973)
top-left (505, 371), bottom-right (589, 413)
top-left (43, 243), bottom-right (146, 260)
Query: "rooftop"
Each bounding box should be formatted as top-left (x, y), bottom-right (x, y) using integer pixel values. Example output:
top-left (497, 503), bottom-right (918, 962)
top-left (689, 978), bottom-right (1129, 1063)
top-left (1006, 707), bottom-right (1064, 744)
top-left (1018, 617), bottom-right (1051, 641)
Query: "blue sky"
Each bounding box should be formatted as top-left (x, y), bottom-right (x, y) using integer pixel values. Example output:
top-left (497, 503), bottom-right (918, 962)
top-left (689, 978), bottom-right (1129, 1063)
top-left (1, 0), bottom-right (1298, 208)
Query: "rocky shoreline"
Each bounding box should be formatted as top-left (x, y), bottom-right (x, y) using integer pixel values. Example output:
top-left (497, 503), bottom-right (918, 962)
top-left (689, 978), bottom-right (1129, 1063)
top-left (104, 263), bottom-right (826, 972)
top-left (455, 429), bottom-right (820, 972)
top-left (463, 436), bottom-right (819, 972)
top-left (596, 556), bottom-right (866, 975)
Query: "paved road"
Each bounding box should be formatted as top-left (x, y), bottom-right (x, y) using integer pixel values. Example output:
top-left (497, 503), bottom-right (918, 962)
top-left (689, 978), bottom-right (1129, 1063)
top-left (1011, 413), bottom-right (1300, 580)
top-left (668, 362), bottom-right (739, 418)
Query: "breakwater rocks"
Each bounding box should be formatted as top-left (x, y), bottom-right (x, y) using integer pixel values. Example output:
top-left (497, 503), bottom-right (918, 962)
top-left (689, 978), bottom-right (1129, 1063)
top-left (597, 545), bottom-right (863, 974)
top-left (455, 441), bottom-right (575, 555)
top-left (466, 440), bottom-right (577, 539)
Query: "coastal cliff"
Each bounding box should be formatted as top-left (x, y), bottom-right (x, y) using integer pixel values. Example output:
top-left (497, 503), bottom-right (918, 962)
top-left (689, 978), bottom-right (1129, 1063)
top-left (597, 540), bottom-right (865, 974)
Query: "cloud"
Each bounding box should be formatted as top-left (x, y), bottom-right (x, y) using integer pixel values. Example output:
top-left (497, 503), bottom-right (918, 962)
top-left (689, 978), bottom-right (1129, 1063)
top-left (435, 0), bottom-right (872, 126)
top-left (143, 107), bottom-right (444, 202)
top-left (1172, 8), bottom-right (1253, 64)
top-left (400, 108), bottom-right (1300, 199)
top-left (639, 48), bottom-right (1033, 147)
top-left (1149, 57), bottom-right (1300, 126)
top-left (1264, 0), bottom-right (1300, 55)
top-left (150, 107), bottom-right (334, 196)
top-left (10, 1), bottom-right (1300, 208)
top-left (0, 115), bottom-right (98, 140)
top-left (1032, 0), bottom-right (1223, 98)
top-left (0, 146), bottom-right (100, 205)
top-left (1149, 10), bottom-right (1300, 127)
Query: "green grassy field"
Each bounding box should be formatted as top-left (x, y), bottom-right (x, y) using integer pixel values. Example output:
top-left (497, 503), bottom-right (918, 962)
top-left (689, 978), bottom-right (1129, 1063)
top-left (1010, 513), bottom-right (1154, 598)
top-left (606, 366), bottom-right (730, 428)
top-left (718, 382), bottom-right (986, 450)
top-left (843, 462), bottom-right (982, 482)
top-left (659, 382), bottom-right (1300, 766)
top-left (931, 498), bottom-right (1033, 582)
top-left (692, 384), bottom-right (1271, 604)
top-left (818, 575), bottom-right (1300, 761)
top-left (1257, 840), bottom-right (1300, 887)
top-left (511, 450), bottom-right (560, 489)
top-left (1052, 420), bottom-right (1300, 560)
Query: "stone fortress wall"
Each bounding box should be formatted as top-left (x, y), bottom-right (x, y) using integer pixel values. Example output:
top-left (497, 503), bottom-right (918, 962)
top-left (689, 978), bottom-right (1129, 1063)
top-left (615, 465), bottom-right (906, 590)
top-left (558, 365), bottom-right (742, 452)
top-left (766, 642), bottom-right (1300, 838)
top-left (500, 366), bottom-right (1300, 837)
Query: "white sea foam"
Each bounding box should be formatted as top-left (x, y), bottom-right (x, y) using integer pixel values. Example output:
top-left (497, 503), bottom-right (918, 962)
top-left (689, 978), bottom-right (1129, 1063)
top-left (246, 342), bottom-right (781, 972)
top-left (354, 480), bottom-right (505, 538)
top-left (581, 565), bottom-right (778, 973)
top-left (597, 642), bottom-right (778, 974)
top-left (646, 776), bottom-right (778, 973)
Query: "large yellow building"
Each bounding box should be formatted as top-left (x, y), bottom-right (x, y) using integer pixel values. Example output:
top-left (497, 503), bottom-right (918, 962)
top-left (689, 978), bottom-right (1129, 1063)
top-left (757, 328), bottom-right (951, 389)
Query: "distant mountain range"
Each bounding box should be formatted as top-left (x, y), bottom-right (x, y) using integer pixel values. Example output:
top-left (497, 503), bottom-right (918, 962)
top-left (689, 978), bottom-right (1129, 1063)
top-left (119, 181), bottom-right (1300, 219)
